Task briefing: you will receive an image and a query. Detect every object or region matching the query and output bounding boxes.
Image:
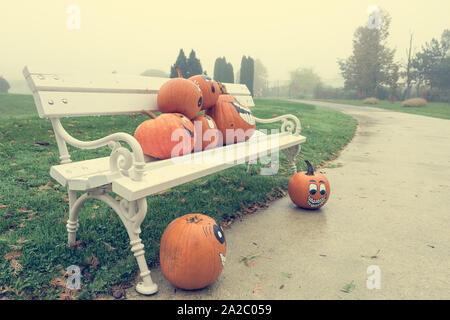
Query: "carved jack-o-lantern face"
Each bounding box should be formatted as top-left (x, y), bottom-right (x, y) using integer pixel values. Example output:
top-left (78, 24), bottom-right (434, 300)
top-left (159, 214), bottom-right (226, 290)
top-left (288, 160), bottom-right (330, 209)
top-left (206, 94), bottom-right (256, 144)
top-left (189, 75), bottom-right (220, 110)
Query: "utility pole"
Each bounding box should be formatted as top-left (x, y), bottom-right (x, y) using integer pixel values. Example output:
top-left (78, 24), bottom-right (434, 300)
top-left (403, 33), bottom-right (413, 100)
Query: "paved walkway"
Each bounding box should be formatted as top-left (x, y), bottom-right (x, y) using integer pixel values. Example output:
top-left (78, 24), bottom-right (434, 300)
top-left (128, 100), bottom-right (450, 300)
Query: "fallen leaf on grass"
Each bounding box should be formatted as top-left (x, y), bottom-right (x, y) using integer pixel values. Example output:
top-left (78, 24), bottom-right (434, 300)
top-left (0, 204), bottom-right (9, 209)
top-left (4, 251), bottom-right (22, 260)
top-left (92, 204), bottom-right (99, 210)
top-left (103, 242), bottom-right (117, 251)
top-left (34, 141), bottom-right (50, 146)
top-left (10, 259), bottom-right (23, 277)
top-left (50, 277), bottom-right (66, 287)
top-left (85, 253), bottom-right (99, 269)
top-left (61, 194), bottom-right (69, 202)
top-left (68, 240), bottom-right (83, 249)
top-left (7, 245), bottom-right (22, 251)
top-left (17, 207), bottom-right (32, 213)
top-left (38, 182), bottom-right (52, 191)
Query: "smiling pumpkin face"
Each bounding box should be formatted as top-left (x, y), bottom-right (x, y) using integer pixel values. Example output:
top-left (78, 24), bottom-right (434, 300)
top-left (288, 160), bottom-right (330, 209)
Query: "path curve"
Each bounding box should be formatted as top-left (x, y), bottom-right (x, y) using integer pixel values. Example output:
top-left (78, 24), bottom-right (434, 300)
top-left (128, 100), bottom-right (450, 300)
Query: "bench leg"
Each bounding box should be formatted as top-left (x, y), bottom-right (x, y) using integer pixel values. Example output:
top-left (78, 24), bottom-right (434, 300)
top-left (65, 189), bottom-right (158, 295)
top-left (67, 190), bottom-right (80, 246)
top-left (283, 145), bottom-right (301, 174)
top-left (101, 195), bottom-right (158, 295)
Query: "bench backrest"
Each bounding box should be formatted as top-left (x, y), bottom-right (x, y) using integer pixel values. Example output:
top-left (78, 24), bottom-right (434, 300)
top-left (23, 66), bottom-right (255, 118)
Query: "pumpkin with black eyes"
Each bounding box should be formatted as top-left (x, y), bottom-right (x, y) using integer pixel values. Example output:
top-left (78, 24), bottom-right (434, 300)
top-left (157, 67), bottom-right (203, 119)
top-left (288, 160), bottom-right (330, 209)
top-left (134, 112), bottom-right (194, 159)
top-left (206, 94), bottom-right (256, 144)
top-left (160, 214), bottom-right (226, 290)
top-left (189, 75), bottom-right (220, 110)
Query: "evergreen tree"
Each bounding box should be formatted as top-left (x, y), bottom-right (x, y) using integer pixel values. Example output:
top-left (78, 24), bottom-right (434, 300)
top-left (226, 62), bottom-right (234, 83)
top-left (240, 56), bottom-right (254, 96)
top-left (186, 50), bottom-right (203, 78)
top-left (170, 49), bottom-right (188, 78)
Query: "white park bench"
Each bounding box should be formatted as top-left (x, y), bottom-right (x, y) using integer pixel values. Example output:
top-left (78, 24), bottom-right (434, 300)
top-left (23, 66), bottom-right (306, 295)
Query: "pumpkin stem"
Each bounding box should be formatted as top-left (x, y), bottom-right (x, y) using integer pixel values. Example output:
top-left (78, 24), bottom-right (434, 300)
top-left (141, 110), bottom-right (157, 119)
top-left (175, 66), bottom-right (183, 78)
top-left (305, 160), bottom-right (315, 175)
top-left (217, 82), bottom-right (228, 94)
top-left (186, 215), bottom-right (203, 224)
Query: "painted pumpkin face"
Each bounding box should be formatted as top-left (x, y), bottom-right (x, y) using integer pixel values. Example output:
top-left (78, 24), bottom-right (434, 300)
top-left (206, 94), bottom-right (256, 144)
top-left (189, 75), bottom-right (220, 110)
top-left (193, 114), bottom-right (219, 151)
top-left (288, 160), bottom-right (330, 209)
top-left (160, 214), bottom-right (226, 290)
top-left (157, 78), bottom-right (202, 119)
top-left (134, 113), bottom-right (194, 159)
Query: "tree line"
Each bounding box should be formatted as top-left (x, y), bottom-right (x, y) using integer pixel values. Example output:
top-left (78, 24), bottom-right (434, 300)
top-left (141, 49), bottom-right (265, 97)
top-left (337, 10), bottom-right (449, 102)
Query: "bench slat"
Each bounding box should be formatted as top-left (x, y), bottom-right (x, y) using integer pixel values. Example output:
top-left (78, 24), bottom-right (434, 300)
top-left (113, 133), bottom-right (305, 201)
top-left (24, 66), bottom-right (254, 118)
top-left (49, 132), bottom-right (305, 195)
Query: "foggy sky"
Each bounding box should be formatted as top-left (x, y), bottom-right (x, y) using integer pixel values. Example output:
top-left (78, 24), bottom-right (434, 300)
top-left (1, 0), bottom-right (449, 90)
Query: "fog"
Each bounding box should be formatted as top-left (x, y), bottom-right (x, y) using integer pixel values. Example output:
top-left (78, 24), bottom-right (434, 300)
top-left (1, 0), bottom-right (449, 92)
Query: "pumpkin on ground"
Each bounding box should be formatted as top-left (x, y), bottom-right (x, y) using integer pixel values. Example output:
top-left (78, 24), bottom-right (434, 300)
top-left (288, 160), bottom-right (330, 209)
top-left (157, 68), bottom-right (203, 119)
top-left (189, 75), bottom-right (220, 110)
top-left (206, 94), bottom-right (256, 144)
top-left (134, 113), bottom-right (194, 159)
top-left (192, 114), bottom-right (219, 151)
top-left (160, 214), bottom-right (226, 290)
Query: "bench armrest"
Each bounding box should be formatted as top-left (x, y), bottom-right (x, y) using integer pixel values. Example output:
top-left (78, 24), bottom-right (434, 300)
top-left (51, 118), bottom-right (145, 181)
top-left (254, 114), bottom-right (302, 136)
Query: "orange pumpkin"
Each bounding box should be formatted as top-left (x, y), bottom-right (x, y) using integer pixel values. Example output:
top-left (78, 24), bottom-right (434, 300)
top-left (157, 68), bottom-right (202, 119)
top-left (189, 75), bottom-right (220, 110)
top-left (288, 160), bottom-right (330, 209)
top-left (134, 113), bottom-right (194, 159)
top-left (192, 114), bottom-right (219, 151)
top-left (206, 95), bottom-right (256, 144)
top-left (160, 214), bottom-right (226, 290)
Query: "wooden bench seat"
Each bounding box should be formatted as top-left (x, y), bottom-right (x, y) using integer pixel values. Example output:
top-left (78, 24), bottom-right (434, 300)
top-left (24, 66), bottom-right (306, 296)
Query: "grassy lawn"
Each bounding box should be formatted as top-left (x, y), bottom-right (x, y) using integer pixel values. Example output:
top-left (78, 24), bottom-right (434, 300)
top-left (0, 94), bottom-right (356, 299)
top-left (315, 99), bottom-right (450, 120)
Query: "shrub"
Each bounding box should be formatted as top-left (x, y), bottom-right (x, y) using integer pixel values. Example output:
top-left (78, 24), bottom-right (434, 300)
top-left (363, 97), bottom-right (378, 104)
top-left (402, 98), bottom-right (427, 107)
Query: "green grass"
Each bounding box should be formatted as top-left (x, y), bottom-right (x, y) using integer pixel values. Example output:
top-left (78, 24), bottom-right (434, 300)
top-left (0, 95), bottom-right (356, 299)
top-left (315, 98), bottom-right (450, 120)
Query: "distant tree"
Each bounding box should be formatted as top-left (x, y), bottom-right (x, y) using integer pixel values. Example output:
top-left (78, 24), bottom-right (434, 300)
top-left (170, 49), bottom-right (188, 78)
top-left (186, 50), bottom-right (203, 78)
top-left (388, 63), bottom-right (400, 102)
top-left (411, 29), bottom-right (450, 94)
top-left (0, 76), bottom-right (10, 93)
top-left (240, 56), bottom-right (254, 96)
top-left (213, 57), bottom-right (234, 83)
top-left (338, 10), bottom-right (395, 98)
top-left (289, 68), bottom-right (322, 97)
top-left (254, 59), bottom-right (268, 96)
top-left (141, 69), bottom-right (169, 78)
